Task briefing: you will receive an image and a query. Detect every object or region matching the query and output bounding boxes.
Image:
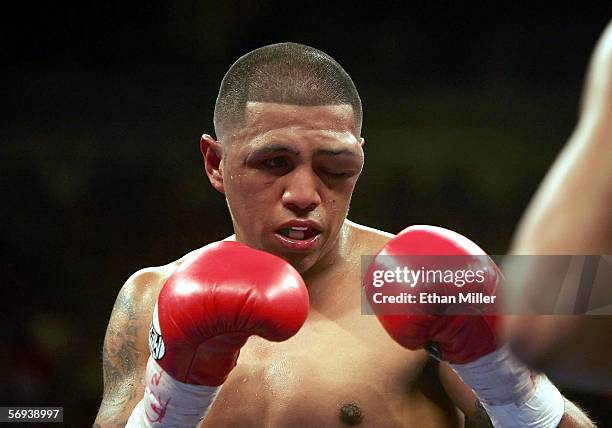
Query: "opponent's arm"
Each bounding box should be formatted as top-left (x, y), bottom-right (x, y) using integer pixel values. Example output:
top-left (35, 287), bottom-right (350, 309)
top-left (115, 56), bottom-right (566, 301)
top-left (94, 269), bottom-right (161, 427)
top-left (507, 20), bottom-right (612, 387)
top-left (511, 19), bottom-right (612, 255)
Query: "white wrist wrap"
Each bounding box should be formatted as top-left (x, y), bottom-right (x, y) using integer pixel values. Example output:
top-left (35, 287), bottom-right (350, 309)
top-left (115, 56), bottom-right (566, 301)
top-left (126, 356), bottom-right (220, 427)
top-left (451, 346), bottom-right (564, 428)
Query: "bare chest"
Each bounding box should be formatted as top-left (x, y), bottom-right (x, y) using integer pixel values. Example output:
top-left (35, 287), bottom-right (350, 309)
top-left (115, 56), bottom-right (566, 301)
top-left (201, 316), bottom-right (460, 427)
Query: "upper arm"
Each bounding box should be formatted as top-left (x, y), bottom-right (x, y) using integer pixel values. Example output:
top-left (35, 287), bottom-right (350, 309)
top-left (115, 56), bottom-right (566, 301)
top-left (94, 268), bottom-right (165, 427)
top-left (511, 21), bottom-right (612, 256)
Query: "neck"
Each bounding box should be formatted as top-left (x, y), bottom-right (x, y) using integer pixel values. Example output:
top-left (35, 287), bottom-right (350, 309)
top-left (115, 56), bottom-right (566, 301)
top-left (304, 220), bottom-right (351, 278)
top-left (301, 221), bottom-right (359, 316)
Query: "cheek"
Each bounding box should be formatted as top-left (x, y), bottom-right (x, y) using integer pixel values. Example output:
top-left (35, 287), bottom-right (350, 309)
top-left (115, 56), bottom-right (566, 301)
top-left (226, 172), bottom-right (278, 213)
top-left (236, 174), bottom-right (276, 197)
top-left (328, 180), bottom-right (358, 204)
top-left (322, 181), bottom-right (358, 218)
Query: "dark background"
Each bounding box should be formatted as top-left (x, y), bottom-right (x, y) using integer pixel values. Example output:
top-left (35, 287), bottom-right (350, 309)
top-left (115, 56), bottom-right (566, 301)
top-left (3, 2), bottom-right (611, 425)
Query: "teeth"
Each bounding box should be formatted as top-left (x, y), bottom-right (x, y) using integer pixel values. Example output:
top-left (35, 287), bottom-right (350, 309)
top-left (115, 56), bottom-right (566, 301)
top-left (289, 229), bottom-right (305, 239)
top-left (278, 226), bottom-right (319, 240)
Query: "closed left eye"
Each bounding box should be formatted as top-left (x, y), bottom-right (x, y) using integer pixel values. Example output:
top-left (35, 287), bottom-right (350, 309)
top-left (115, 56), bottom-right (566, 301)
top-left (320, 169), bottom-right (352, 178)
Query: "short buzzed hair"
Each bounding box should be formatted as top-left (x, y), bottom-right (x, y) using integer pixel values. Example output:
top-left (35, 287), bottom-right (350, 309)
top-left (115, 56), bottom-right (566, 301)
top-left (213, 42), bottom-right (362, 141)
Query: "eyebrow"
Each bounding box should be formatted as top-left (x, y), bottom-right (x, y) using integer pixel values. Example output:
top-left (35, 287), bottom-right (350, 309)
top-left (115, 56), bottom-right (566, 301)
top-left (250, 145), bottom-right (359, 157)
top-left (247, 143), bottom-right (361, 162)
top-left (315, 148), bottom-right (360, 157)
top-left (250, 144), bottom-right (299, 156)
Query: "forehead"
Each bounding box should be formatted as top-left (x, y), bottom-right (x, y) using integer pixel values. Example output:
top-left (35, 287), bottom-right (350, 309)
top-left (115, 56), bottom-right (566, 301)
top-left (235, 102), bottom-right (359, 147)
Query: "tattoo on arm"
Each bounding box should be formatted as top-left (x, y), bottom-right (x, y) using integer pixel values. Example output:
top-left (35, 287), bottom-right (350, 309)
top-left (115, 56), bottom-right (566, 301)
top-left (464, 400), bottom-right (493, 428)
top-left (95, 288), bottom-right (146, 426)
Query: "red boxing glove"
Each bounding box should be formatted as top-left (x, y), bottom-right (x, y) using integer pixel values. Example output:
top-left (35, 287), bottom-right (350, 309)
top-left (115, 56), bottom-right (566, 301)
top-left (366, 228), bottom-right (565, 427)
top-left (365, 225), bottom-right (502, 364)
top-left (149, 241), bottom-right (309, 386)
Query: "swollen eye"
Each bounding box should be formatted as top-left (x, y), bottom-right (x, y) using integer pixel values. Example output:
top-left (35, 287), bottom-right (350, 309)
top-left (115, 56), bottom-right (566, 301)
top-left (321, 169), bottom-right (350, 178)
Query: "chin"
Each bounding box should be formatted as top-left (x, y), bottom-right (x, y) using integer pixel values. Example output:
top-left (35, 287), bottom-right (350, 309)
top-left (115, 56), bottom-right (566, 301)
top-left (268, 248), bottom-right (319, 274)
top-left (289, 256), bottom-right (318, 274)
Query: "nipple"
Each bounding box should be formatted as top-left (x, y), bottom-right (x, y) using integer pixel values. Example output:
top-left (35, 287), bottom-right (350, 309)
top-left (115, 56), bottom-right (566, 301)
top-left (339, 403), bottom-right (363, 425)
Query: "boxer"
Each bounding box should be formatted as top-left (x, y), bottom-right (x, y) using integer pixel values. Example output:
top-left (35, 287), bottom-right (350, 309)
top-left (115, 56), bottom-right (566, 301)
top-left (94, 43), bottom-right (594, 426)
top-left (508, 19), bottom-right (612, 390)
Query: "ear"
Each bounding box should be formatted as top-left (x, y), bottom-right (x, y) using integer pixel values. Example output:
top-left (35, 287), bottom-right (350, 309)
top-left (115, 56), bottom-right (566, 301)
top-left (358, 137), bottom-right (365, 147)
top-left (200, 134), bottom-right (225, 194)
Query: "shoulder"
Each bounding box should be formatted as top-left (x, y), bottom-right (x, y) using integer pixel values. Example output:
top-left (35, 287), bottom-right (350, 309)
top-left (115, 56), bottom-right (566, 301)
top-left (114, 244), bottom-right (216, 316)
top-left (345, 219), bottom-right (395, 254)
top-left (345, 221), bottom-right (483, 256)
top-left (117, 234), bottom-right (238, 308)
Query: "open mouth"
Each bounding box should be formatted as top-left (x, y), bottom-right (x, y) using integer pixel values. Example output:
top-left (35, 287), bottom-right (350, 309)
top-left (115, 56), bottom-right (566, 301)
top-left (276, 226), bottom-right (320, 240)
top-left (273, 221), bottom-right (323, 252)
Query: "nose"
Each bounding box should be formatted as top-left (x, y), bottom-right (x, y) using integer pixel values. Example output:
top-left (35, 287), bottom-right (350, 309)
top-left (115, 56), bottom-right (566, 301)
top-left (281, 166), bottom-right (321, 215)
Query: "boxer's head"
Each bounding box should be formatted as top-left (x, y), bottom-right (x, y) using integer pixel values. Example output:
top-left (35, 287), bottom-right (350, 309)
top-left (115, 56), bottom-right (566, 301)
top-left (201, 42), bottom-right (364, 273)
